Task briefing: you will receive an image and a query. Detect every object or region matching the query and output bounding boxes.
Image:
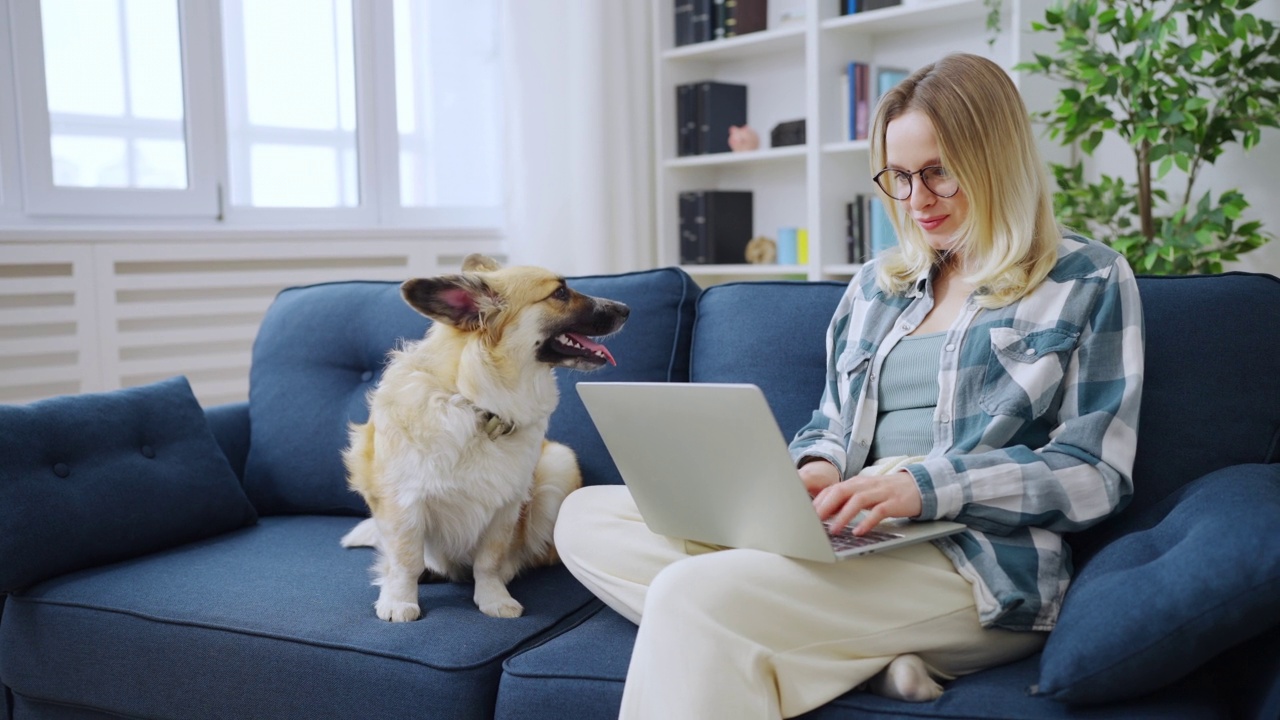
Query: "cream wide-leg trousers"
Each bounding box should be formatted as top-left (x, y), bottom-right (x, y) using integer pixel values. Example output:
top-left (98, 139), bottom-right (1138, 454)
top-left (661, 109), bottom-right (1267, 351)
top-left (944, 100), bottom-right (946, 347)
top-left (553, 459), bottom-right (1046, 720)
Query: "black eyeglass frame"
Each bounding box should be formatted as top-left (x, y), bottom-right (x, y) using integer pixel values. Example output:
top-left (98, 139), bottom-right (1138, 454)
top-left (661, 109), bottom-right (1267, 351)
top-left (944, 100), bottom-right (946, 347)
top-left (872, 166), bottom-right (960, 201)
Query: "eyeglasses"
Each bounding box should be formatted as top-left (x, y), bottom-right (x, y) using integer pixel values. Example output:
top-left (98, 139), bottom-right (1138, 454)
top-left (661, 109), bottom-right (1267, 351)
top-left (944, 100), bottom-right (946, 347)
top-left (872, 166), bottom-right (959, 201)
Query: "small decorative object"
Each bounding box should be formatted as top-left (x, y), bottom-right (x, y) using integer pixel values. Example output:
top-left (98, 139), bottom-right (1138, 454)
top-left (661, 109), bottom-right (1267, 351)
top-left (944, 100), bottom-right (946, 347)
top-left (727, 125), bottom-right (760, 152)
top-left (776, 227), bottom-right (799, 265)
top-left (771, 119), bottom-right (806, 147)
top-left (745, 236), bottom-right (776, 264)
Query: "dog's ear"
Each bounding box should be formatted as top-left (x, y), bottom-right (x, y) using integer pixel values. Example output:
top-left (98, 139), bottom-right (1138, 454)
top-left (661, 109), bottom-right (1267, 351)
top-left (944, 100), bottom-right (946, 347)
top-left (461, 254), bottom-right (502, 273)
top-left (401, 276), bottom-right (502, 330)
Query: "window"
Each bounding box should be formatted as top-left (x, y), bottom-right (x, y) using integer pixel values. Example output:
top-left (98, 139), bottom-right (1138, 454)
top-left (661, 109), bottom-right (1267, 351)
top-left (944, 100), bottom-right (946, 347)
top-left (0, 0), bottom-right (503, 228)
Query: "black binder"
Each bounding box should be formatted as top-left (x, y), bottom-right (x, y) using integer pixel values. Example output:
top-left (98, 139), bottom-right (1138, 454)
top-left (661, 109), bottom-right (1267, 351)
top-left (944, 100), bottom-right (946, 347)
top-left (697, 81), bottom-right (747, 154)
top-left (679, 190), bottom-right (754, 264)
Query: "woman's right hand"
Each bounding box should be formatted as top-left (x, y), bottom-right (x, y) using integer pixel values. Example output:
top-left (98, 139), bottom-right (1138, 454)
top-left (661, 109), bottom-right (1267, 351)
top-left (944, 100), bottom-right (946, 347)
top-left (798, 458), bottom-right (841, 497)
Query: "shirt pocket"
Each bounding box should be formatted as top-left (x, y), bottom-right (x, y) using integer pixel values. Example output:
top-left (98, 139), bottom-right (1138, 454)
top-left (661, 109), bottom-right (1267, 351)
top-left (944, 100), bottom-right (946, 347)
top-left (979, 327), bottom-right (1079, 420)
top-left (835, 345), bottom-right (874, 429)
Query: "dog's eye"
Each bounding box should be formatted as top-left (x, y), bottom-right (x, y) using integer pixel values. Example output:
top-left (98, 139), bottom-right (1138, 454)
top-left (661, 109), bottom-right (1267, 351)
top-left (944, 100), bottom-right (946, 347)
top-left (551, 286), bottom-right (570, 302)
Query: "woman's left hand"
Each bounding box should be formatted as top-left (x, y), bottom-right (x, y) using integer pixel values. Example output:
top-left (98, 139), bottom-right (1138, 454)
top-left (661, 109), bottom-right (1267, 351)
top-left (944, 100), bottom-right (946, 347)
top-left (812, 470), bottom-right (923, 535)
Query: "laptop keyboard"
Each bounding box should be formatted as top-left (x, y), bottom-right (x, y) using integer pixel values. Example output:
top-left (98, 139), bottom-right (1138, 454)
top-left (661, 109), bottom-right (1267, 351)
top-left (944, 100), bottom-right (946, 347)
top-left (824, 523), bottom-right (904, 552)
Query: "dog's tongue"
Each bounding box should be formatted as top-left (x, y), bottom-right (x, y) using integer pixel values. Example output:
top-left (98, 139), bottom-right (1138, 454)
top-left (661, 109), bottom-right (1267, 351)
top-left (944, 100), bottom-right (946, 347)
top-left (567, 332), bottom-right (616, 366)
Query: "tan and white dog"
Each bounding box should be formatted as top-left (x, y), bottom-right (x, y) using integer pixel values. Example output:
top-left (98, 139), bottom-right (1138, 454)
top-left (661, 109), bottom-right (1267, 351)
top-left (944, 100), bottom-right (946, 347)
top-left (340, 254), bottom-right (629, 622)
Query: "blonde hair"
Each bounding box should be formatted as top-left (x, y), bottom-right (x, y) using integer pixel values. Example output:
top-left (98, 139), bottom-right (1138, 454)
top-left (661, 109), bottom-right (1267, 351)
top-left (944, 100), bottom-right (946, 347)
top-left (870, 53), bottom-right (1060, 308)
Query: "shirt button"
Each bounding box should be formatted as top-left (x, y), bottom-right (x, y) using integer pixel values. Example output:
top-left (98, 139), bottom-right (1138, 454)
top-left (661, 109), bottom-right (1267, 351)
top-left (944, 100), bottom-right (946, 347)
top-left (900, 323), bottom-right (911, 331)
top-left (940, 415), bottom-right (951, 424)
top-left (945, 343), bottom-right (955, 351)
top-left (1024, 348), bottom-right (1036, 356)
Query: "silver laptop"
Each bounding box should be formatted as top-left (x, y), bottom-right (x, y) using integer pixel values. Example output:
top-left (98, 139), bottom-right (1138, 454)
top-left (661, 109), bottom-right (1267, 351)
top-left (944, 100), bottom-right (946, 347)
top-left (576, 382), bottom-right (966, 563)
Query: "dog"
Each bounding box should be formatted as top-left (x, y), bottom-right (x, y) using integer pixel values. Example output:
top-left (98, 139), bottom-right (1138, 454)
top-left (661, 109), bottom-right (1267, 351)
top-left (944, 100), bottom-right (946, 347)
top-left (340, 254), bottom-right (629, 622)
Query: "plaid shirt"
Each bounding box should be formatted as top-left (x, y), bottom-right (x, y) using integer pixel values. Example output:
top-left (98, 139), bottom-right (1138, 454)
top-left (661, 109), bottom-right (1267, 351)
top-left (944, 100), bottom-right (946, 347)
top-left (790, 235), bottom-right (1145, 631)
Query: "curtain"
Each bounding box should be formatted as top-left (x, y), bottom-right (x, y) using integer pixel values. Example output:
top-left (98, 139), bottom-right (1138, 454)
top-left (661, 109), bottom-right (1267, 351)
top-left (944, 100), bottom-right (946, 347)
top-left (501, 0), bottom-right (654, 276)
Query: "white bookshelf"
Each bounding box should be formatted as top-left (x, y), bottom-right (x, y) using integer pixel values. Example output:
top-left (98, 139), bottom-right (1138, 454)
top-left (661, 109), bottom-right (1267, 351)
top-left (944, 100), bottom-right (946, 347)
top-left (652, 0), bottom-right (1055, 283)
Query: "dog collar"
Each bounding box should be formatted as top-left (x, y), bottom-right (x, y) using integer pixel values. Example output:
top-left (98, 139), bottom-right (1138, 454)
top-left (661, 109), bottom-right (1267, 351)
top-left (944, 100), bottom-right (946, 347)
top-left (474, 406), bottom-right (517, 440)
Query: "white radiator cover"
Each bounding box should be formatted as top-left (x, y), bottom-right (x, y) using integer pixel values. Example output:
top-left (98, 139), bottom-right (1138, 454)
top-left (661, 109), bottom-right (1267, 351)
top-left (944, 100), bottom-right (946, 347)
top-left (0, 234), bottom-right (503, 407)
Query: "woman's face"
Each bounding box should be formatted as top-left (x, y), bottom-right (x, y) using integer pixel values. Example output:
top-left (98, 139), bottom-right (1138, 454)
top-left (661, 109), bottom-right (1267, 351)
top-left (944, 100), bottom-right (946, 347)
top-left (883, 110), bottom-right (969, 252)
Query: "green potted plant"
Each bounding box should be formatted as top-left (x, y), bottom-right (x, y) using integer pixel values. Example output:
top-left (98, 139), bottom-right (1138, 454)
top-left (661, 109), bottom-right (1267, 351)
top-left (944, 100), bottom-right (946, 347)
top-left (1019, 0), bottom-right (1280, 273)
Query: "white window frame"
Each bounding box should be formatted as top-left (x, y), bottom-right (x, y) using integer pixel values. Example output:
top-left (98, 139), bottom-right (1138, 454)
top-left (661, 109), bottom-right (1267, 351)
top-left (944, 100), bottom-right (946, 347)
top-left (0, 0), bottom-right (504, 231)
top-left (8, 0), bottom-right (222, 218)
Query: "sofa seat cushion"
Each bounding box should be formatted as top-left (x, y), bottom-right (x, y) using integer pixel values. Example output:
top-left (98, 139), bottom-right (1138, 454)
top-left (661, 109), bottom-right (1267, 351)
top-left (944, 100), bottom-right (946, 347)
top-left (1039, 463), bottom-right (1280, 705)
top-left (0, 516), bottom-right (597, 720)
top-left (496, 605), bottom-right (1227, 720)
top-left (243, 268), bottom-right (699, 515)
top-left (0, 376), bottom-right (258, 593)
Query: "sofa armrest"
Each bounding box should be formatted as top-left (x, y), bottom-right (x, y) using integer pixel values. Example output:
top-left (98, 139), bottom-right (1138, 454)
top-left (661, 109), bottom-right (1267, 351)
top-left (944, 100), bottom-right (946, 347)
top-left (204, 401), bottom-right (251, 483)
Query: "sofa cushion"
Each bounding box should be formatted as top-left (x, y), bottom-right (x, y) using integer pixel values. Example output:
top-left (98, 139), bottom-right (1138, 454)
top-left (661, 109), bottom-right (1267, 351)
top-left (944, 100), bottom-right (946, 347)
top-left (1038, 463), bottom-right (1280, 705)
top-left (495, 605), bottom-right (1225, 720)
top-left (690, 281), bottom-right (847, 438)
top-left (242, 268), bottom-right (698, 515)
top-left (0, 516), bottom-right (598, 720)
top-left (0, 376), bottom-right (258, 593)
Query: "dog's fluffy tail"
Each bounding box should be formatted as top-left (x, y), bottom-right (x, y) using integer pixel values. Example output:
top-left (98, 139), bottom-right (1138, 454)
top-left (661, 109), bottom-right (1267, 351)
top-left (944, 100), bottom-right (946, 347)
top-left (518, 440), bottom-right (582, 568)
top-left (341, 517), bottom-right (379, 549)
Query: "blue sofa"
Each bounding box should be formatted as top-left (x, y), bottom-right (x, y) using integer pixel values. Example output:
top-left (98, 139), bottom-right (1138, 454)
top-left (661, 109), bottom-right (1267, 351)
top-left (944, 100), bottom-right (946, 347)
top-left (2, 266), bottom-right (1278, 719)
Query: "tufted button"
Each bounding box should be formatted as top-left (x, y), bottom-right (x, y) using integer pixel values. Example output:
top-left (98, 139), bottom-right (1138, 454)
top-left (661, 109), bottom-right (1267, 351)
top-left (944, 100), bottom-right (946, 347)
top-left (141, 445), bottom-right (156, 459)
top-left (361, 370), bottom-right (373, 382)
top-left (53, 463), bottom-right (69, 478)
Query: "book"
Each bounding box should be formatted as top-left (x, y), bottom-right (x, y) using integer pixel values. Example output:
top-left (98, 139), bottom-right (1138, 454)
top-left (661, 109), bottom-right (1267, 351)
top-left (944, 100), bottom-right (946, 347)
top-left (720, 0), bottom-right (768, 38)
top-left (868, 196), bottom-right (896, 257)
top-left (689, 0), bottom-right (714, 44)
top-left (675, 0), bottom-right (696, 46)
top-left (861, 0), bottom-right (902, 10)
top-left (876, 66), bottom-right (910, 102)
top-left (678, 190), bottom-right (754, 264)
top-left (846, 62), bottom-right (870, 141)
top-left (679, 191), bottom-right (710, 263)
top-left (846, 198), bottom-right (867, 263)
top-left (697, 81), bottom-right (748, 154)
top-left (855, 62), bottom-right (870, 140)
top-left (676, 83), bottom-right (698, 156)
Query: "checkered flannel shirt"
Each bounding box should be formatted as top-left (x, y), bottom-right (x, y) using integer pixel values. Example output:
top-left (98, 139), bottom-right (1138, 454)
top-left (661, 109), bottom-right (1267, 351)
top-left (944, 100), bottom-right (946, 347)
top-left (790, 235), bottom-right (1145, 631)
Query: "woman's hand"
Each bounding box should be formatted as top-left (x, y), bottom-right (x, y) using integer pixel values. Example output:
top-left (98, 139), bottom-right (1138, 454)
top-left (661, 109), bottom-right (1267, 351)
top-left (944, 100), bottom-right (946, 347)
top-left (812, 471), bottom-right (923, 535)
top-left (798, 458), bottom-right (841, 497)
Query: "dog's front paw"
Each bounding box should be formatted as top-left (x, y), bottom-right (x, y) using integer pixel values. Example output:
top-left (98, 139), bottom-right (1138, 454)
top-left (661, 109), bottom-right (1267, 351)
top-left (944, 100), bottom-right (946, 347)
top-left (375, 599), bottom-right (422, 622)
top-left (479, 598), bottom-right (524, 618)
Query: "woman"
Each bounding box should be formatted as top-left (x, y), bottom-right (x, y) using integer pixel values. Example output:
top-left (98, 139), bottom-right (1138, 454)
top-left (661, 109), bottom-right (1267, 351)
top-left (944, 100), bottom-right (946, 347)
top-left (554, 52), bottom-right (1144, 719)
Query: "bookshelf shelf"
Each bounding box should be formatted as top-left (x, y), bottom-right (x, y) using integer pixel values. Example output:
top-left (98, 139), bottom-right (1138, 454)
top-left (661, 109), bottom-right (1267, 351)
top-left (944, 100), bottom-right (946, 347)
top-left (665, 145), bottom-right (807, 169)
top-left (819, 0), bottom-right (986, 35)
top-left (652, 0), bottom-right (1055, 284)
top-left (821, 139), bottom-right (871, 155)
top-left (663, 24), bottom-right (806, 62)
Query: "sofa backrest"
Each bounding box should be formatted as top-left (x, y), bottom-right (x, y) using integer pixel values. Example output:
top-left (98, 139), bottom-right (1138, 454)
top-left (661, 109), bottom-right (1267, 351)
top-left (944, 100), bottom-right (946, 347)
top-left (241, 267), bottom-right (699, 516)
top-left (689, 281), bottom-right (848, 437)
top-left (1073, 272), bottom-right (1280, 554)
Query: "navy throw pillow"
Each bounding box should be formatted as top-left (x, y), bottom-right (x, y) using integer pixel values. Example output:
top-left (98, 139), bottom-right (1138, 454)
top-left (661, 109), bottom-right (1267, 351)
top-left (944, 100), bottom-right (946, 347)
top-left (0, 376), bottom-right (259, 592)
top-left (1037, 463), bottom-right (1280, 704)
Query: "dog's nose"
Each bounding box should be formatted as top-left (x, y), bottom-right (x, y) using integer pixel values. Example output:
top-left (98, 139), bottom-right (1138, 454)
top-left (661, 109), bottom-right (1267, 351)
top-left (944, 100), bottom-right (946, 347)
top-left (614, 302), bottom-right (630, 319)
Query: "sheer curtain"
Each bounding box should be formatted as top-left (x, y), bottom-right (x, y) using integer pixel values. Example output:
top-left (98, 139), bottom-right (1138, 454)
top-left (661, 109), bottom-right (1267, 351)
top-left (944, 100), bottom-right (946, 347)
top-left (501, 0), bottom-right (654, 276)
